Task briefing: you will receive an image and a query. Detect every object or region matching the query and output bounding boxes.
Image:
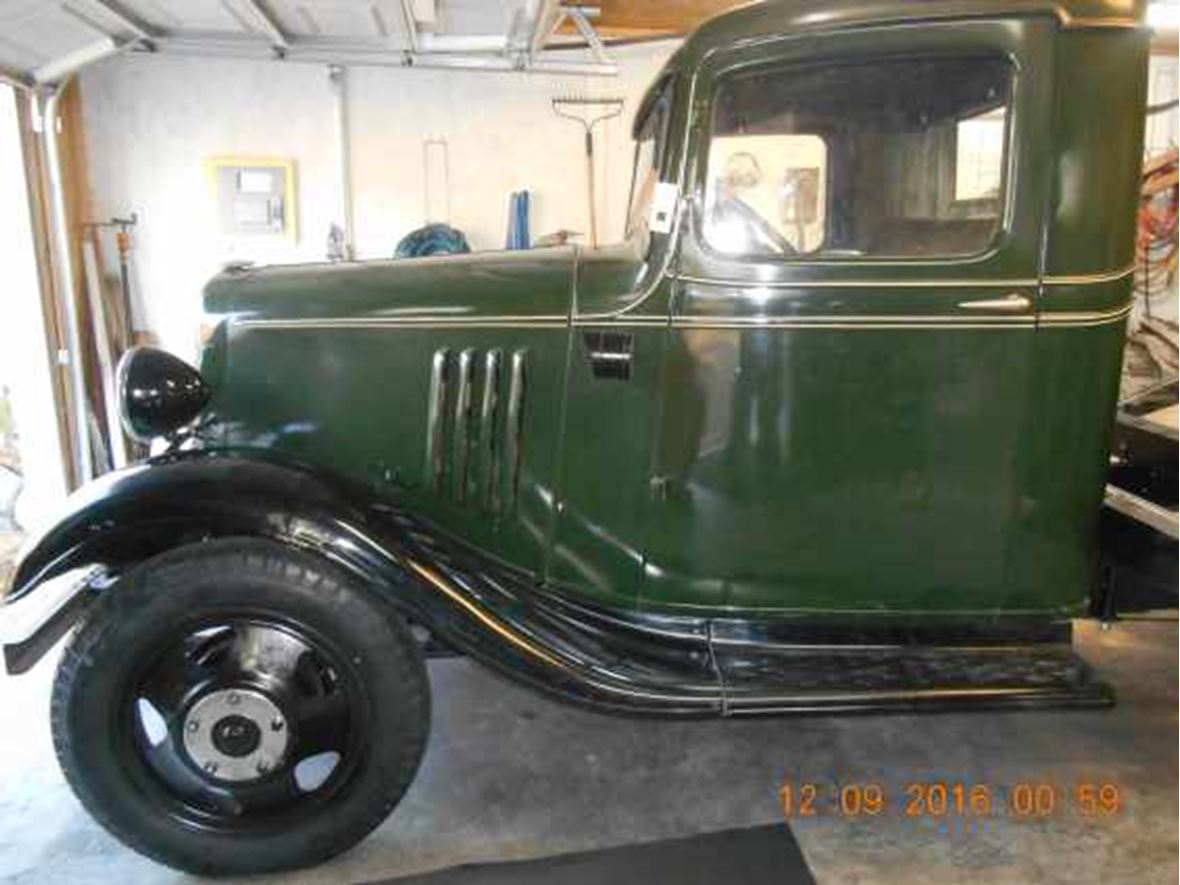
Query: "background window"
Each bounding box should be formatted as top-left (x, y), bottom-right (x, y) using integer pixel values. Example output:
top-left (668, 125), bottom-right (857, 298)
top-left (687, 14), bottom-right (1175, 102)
top-left (955, 108), bottom-right (1007, 202)
top-left (704, 55), bottom-right (1013, 260)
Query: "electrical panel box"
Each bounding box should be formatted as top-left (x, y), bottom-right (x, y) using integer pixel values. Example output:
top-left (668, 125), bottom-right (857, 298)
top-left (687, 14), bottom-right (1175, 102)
top-left (205, 157), bottom-right (296, 240)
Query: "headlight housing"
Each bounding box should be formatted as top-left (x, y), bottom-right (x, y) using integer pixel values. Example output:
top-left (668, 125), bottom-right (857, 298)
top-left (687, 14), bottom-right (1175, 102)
top-left (116, 347), bottom-right (210, 443)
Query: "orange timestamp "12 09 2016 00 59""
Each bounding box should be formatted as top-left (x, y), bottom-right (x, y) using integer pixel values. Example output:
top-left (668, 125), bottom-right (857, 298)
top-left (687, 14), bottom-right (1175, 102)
top-left (778, 779), bottom-right (1123, 822)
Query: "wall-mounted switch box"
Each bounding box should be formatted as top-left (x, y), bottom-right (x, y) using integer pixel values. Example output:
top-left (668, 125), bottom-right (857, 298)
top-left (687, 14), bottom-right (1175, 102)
top-left (204, 157), bottom-right (296, 241)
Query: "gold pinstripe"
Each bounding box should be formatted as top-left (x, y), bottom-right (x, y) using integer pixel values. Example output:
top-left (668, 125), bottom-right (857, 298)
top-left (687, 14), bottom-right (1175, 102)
top-left (236, 307), bottom-right (1129, 332)
top-left (404, 558), bottom-right (568, 671)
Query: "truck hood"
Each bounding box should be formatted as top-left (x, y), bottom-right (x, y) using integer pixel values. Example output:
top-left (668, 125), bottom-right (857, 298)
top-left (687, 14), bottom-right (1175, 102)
top-left (203, 246), bottom-right (576, 322)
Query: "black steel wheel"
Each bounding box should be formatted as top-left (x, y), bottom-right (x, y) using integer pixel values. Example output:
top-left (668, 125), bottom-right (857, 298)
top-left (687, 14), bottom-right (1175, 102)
top-left (51, 539), bottom-right (430, 876)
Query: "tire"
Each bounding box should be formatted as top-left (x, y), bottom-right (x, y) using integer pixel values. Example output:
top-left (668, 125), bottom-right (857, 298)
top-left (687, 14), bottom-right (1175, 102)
top-left (51, 538), bottom-right (431, 876)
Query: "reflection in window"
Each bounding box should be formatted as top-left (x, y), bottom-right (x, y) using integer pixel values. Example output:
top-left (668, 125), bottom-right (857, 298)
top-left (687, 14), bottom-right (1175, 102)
top-left (707, 135), bottom-right (827, 255)
top-left (704, 55), bottom-right (1013, 260)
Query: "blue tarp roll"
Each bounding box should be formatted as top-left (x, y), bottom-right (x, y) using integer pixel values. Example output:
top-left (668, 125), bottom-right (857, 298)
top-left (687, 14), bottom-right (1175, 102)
top-left (395, 223), bottom-right (471, 258)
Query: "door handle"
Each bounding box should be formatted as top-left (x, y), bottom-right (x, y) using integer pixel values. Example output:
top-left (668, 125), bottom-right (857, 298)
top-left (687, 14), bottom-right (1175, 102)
top-left (957, 293), bottom-right (1032, 312)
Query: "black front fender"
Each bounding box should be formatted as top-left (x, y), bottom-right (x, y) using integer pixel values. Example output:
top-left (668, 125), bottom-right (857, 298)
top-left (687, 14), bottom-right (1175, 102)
top-left (9, 450), bottom-right (411, 604)
top-left (2, 450), bottom-right (430, 673)
top-left (2, 449), bottom-right (724, 713)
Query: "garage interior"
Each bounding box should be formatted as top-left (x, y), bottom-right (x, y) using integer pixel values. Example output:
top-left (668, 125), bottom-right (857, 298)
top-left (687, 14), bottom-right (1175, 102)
top-left (0, 2), bottom-right (1177, 884)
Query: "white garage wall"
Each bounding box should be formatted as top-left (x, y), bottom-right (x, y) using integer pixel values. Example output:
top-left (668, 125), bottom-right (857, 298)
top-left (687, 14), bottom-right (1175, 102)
top-left (79, 42), bottom-right (679, 360)
top-left (80, 44), bottom-right (1175, 362)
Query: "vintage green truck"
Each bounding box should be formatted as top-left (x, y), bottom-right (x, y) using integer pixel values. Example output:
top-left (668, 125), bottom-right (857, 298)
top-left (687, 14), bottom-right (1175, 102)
top-left (0, 0), bottom-right (1150, 875)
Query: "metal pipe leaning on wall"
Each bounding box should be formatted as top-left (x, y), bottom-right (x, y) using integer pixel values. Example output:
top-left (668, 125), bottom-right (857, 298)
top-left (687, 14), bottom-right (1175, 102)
top-left (39, 84), bottom-right (93, 488)
top-left (329, 65), bottom-right (355, 262)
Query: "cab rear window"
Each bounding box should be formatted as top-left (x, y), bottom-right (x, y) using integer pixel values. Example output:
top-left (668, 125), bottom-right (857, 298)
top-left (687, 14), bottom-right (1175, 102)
top-left (703, 54), bottom-right (1013, 261)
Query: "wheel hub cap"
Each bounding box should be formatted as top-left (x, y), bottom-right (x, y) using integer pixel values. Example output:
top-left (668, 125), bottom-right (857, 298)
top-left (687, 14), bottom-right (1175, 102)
top-left (182, 688), bottom-right (289, 782)
top-left (211, 715), bottom-right (261, 757)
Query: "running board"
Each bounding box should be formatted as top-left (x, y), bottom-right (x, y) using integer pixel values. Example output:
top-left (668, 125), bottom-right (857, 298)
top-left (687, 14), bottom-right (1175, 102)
top-left (389, 511), bottom-right (1116, 717)
top-left (715, 644), bottom-right (1113, 715)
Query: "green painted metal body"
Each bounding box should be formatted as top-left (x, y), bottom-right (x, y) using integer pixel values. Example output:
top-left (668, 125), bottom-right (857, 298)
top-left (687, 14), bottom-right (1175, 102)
top-left (199, 0), bottom-right (1148, 623)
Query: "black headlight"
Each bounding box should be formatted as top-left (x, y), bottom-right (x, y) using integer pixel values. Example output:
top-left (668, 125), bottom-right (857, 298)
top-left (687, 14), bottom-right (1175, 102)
top-left (116, 347), bottom-right (210, 443)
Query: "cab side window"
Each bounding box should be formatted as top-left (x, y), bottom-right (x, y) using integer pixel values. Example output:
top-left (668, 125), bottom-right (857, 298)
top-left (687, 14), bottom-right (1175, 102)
top-left (703, 55), bottom-right (1013, 260)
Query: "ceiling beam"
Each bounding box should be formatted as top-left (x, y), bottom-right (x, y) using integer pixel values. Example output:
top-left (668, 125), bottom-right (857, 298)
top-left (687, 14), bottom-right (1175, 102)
top-left (79, 0), bottom-right (159, 41)
top-left (528, 0), bottom-right (564, 56)
top-left (565, 6), bottom-right (607, 62)
top-left (241, 0), bottom-right (290, 51)
top-left (398, 0), bottom-right (419, 51)
top-left (417, 34), bottom-right (508, 53)
top-left (149, 32), bottom-right (616, 75)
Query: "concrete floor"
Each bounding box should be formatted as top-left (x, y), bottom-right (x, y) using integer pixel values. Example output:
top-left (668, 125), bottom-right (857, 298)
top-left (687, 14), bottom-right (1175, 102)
top-left (0, 617), bottom-right (1174, 885)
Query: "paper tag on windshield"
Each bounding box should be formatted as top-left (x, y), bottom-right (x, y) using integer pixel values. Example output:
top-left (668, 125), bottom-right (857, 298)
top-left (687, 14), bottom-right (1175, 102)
top-left (649, 182), bottom-right (678, 234)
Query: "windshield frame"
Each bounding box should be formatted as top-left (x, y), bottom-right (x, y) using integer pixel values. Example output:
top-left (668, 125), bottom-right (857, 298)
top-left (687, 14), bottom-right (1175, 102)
top-left (624, 76), bottom-right (675, 243)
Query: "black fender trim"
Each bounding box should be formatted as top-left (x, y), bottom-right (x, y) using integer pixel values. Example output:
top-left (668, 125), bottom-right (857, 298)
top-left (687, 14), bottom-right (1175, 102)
top-left (3, 450), bottom-right (720, 712)
top-left (7, 449), bottom-right (406, 604)
top-left (3, 450), bottom-right (1113, 715)
top-left (3, 587), bottom-right (96, 675)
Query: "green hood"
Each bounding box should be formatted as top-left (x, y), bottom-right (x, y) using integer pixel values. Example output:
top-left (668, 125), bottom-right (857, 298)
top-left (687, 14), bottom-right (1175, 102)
top-left (203, 246), bottom-right (576, 323)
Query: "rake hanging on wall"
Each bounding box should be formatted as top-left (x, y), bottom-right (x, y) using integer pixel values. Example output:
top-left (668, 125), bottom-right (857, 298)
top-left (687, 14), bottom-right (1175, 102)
top-left (552, 95), bottom-right (624, 249)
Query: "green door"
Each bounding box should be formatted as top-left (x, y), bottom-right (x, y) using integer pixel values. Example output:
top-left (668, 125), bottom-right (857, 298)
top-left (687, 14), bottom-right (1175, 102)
top-left (545, 255), bottom-right (672, 609)
top-left (545, 79), bottom-right (679, 609)
top-left (643, 19), bottom-right (1055, 615)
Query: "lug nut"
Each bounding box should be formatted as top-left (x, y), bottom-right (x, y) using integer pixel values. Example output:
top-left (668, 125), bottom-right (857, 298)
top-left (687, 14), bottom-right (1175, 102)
top-left (186, 720), bottom-right (200, 732)
top-left (271, 717), bottom-right (284, 732)
top-left (204, 761), bottom-right (218, 774)
top-left (227, 692), bottom-right (240, 706)
top-left (256, 759), bottom-right (271, 774)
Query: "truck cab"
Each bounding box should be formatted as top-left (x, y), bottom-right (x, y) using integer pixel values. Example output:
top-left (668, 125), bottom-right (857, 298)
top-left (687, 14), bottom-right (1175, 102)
top-left (199, 1), bottom-right (1146, 621)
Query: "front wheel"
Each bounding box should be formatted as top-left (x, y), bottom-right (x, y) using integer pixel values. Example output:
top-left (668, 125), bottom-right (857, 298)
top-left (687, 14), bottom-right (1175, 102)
top-left (51, 539), bottom-right (430, 876)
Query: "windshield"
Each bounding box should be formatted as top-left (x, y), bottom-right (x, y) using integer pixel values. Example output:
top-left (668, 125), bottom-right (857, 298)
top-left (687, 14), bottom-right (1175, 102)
top-left (625, 79), bottom-right (673, 244)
